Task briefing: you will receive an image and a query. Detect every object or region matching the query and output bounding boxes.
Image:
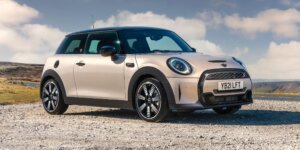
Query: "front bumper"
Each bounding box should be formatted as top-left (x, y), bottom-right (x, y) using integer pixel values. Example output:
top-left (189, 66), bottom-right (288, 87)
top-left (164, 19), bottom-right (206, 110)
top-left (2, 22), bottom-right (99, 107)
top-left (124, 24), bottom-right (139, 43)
top-left (167, 69), bottom-right (253, 110)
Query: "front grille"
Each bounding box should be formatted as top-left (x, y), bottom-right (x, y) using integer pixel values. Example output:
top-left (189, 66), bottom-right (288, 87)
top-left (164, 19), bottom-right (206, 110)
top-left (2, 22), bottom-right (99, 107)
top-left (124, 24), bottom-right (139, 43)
top-left (205, 95), bottom-right (241, 105)
top-left (205, 71), bottom-right (249, 80)
top-left (202, 90), bottom-right (252, 106)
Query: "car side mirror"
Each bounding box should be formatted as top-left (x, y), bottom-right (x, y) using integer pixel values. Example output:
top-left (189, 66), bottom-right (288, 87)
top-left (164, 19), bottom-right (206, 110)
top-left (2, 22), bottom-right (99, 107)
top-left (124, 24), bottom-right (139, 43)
top-left (191, 47), bottom-right (196, 52)
top-left (98, 45), bottom-right (117, 56)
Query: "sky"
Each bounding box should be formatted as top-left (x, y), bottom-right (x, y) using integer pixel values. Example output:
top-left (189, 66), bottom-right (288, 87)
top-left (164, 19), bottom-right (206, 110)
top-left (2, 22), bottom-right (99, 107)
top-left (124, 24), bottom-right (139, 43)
top-left (1, 0), bottom-right (300, 79)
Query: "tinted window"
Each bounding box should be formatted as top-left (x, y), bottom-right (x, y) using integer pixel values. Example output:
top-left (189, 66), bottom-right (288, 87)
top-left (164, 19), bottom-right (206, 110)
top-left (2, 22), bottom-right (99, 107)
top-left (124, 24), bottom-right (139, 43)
top-left (85, 32), bottom-right (121, 54)
top-left (118, 29), bottom-right (193, 54)
top-left (146, 36), bottom-right (181, 51)
top-left (56, 34), bottom-right (87, 54)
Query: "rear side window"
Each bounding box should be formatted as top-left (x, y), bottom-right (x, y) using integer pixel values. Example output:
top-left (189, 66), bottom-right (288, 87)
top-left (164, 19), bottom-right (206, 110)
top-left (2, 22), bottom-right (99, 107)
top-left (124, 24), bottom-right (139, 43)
top-left (56, 34), bottom-right (87, 54)
top-left (85, 32), bottom-right (121, 54)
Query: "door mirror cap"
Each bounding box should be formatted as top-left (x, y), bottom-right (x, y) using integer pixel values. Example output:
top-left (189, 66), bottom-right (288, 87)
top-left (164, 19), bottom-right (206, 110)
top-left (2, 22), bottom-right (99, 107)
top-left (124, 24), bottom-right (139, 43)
top-left (191, 47), bottom-right (196, 52)
top-left (98, 46), bottom-right (117, 56)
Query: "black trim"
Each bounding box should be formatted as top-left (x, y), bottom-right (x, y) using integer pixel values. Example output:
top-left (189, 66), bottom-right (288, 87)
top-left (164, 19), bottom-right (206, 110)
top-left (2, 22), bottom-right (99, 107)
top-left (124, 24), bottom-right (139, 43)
top-left (65, 97), bottom-right (132, 109)
top-left (208, 60), bottom-right (226, 63)
top-left (128, 67), bottom-right (176, 110)
top-left (168, 101), bottom-right (252, 111)
top-left (198, 68), bottom-right (253, 107)
top-left (205, 71), bottom-right (249, 80)
top-left (202, 90), bottom-right (253, 107)
top-left (68, 27), bottom-right (171, 36)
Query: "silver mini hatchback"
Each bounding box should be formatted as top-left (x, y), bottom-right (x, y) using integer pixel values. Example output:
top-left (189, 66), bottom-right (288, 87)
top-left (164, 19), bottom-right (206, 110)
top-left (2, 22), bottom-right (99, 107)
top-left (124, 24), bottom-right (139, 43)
top-left (40, 27), bottom-right (253, 122)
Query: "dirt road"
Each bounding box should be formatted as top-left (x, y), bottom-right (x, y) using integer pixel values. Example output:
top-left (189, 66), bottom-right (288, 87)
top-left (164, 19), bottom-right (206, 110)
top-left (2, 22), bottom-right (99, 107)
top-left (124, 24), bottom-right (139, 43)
top-left (0, 100), bottom-right (299, 149)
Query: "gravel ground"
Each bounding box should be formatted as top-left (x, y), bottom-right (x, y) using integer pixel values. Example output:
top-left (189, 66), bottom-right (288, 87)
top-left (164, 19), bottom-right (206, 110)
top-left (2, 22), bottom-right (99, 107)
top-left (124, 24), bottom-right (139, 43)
top-left (0, 100), bottom-right (299, 149)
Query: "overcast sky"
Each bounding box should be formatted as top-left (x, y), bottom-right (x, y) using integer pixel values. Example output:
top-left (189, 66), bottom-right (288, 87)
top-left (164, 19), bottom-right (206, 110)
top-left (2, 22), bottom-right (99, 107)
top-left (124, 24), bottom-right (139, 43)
top-left (1, 0), bottom-right (300, 79)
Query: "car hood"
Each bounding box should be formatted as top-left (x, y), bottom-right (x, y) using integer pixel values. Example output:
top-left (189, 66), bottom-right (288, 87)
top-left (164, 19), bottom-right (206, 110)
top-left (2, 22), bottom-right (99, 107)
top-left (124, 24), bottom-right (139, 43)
top-left (135, 52), bottom-right (246, 78)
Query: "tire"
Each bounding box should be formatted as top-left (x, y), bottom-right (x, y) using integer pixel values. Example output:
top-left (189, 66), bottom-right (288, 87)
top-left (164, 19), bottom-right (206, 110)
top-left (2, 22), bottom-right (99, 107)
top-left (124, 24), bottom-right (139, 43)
top-left (135, 78), bottom-right (170, 122)
top-left (41, 79), bottom-right (68, 115)
top-left (213, 105), bottom-right (241, 115)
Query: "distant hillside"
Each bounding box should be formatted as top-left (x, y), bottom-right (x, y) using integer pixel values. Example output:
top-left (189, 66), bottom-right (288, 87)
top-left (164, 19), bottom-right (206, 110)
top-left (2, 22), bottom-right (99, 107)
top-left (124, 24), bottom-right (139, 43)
top-left (253, 81), bottom-right (300, 94)
top-left (0, 62), bottom-right (44, 82)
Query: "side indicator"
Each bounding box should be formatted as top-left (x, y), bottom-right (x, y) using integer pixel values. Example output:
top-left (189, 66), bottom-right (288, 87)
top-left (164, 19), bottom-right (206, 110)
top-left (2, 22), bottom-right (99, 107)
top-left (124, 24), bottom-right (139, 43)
top-left (54, 60), bottom-right (59, 68)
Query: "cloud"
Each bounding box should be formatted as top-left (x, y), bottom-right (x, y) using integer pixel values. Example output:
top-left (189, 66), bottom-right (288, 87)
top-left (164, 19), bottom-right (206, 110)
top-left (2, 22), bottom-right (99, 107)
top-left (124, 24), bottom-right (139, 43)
top-left (224, 8), bottom-right (300, 38)
top-left (0, 0), bottom-right (65, 64)
top-left (196, 11), bottom-right (223, 28)
top-left (94, 11), bottom-right (224, 56)
top-left (94, 11), bottom-right (206, 40)
top-left (0, 0), bottom-right (38, 25)
top-left (230, 47), bottom-right (249, 57)
top-left (248, 41), bottom-right (300, 79)
top-left (0, 2), bottom-right (227, 63)
top-left (280, 0), bottom-right (300, 7)
top-left (188, 40), bottom-right (224, 55)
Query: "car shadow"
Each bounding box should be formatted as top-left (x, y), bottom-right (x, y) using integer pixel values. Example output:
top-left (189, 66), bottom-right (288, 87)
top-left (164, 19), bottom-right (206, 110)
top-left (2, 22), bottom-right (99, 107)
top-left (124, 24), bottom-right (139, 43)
top-left (65, 109), bottom-right (300, 125)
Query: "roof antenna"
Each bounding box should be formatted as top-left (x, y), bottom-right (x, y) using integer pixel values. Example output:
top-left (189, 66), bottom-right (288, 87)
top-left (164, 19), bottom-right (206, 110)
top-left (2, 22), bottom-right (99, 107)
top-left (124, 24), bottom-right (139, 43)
top-left (91, 15), bottom-right (95, 29)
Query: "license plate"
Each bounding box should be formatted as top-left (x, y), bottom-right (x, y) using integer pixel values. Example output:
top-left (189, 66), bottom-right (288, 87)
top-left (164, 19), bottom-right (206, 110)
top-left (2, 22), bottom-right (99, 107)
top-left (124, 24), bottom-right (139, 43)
top-left (218, 81), bottom-right (244, 91)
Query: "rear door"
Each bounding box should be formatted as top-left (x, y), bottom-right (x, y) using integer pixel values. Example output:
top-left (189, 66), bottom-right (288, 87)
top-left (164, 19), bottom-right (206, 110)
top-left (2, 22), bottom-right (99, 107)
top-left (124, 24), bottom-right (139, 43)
top-left (73, 31), bottom-right (126, 100)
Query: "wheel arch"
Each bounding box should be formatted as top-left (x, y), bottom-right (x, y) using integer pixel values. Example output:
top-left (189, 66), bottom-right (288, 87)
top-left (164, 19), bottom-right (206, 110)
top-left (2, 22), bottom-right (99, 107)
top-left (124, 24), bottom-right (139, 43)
top-left (40, 69), bottom-right (67, 101)
top-left (128, 67), bottom-right (176, 110)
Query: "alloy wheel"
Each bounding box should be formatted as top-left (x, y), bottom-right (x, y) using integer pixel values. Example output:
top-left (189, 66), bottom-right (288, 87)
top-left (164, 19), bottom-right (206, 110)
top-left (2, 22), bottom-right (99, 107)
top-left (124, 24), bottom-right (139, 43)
top-left (136, 81), bottom-right (162, 119)
top-left (42, 81), bottom-right (59, 112)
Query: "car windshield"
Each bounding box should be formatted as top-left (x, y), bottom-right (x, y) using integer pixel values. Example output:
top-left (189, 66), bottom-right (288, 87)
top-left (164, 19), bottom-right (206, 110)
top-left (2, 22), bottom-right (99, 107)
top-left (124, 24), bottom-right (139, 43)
top-left (118, 29), bottom-right (194, 54)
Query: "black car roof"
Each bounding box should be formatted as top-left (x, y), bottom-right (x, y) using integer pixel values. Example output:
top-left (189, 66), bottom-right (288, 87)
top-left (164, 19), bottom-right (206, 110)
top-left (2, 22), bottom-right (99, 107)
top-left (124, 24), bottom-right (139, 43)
top-left (67, 26), bottom-right (170, 36)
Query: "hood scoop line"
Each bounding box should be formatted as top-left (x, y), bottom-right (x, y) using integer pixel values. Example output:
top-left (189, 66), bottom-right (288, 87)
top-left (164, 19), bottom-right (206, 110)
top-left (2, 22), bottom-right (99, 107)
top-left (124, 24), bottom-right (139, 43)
top-left (208, 60), bottom-right (227, 63)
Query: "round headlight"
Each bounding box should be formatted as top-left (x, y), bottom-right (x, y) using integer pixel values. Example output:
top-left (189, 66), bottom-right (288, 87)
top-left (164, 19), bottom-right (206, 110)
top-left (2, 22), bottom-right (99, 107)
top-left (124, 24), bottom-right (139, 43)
top-left (167, 57), bottom-right (192, 75)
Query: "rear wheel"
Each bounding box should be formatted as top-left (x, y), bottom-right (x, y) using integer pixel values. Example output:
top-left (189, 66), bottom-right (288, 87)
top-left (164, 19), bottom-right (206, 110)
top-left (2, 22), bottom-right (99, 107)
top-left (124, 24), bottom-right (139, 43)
top-left (41, 79), bottom-right (68, 114)
top-left (135, 78), bottom-right (169, 122)
top-left (213, 105), bottom-right (241, 115)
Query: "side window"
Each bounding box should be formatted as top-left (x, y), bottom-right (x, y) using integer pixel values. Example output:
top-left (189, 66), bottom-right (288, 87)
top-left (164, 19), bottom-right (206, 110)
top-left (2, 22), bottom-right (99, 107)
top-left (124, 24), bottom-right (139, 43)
top-left (127, 39), bottom-right (138, 53)
top-left (88, 40), bottom-right (100, 54)
top-left (65, 40), bottom-right (81, 53)
top-left (56, 34), bottom-right (87, 54)
top-left (85, 32), bottom-right (121, 54)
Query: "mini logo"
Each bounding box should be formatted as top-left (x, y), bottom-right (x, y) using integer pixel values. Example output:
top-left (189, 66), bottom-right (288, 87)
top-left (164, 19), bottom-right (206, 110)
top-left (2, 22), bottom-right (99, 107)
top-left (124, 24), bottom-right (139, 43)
top-left (221, 63), bottom-right (227, 67)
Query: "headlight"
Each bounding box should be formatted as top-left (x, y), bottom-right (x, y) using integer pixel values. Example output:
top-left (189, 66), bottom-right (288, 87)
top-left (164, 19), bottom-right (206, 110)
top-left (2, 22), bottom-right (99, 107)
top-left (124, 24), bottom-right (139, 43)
top-left (232, 57), bottom-right (246, 68)
top-left (167, 57), bottom-right (192, 75)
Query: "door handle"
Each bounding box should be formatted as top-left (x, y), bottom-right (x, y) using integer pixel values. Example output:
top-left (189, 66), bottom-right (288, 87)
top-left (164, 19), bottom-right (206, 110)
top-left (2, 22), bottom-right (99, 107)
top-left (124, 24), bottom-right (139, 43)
top-left (76, 61), bottom-right (85, 66)
top-left (126, 62), bottom-right (135, 68)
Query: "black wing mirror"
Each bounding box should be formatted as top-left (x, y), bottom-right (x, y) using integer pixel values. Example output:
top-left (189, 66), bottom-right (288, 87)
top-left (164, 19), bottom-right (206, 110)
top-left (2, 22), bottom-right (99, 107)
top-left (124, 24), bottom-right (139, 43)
top-left (98, 45), bottom-right (117, 56)
top-left (191, 47), bottom-right (196, 52)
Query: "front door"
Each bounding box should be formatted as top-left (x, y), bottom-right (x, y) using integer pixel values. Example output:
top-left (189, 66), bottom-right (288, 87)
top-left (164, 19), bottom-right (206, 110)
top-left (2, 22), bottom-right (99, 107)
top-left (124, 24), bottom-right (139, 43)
top-left (74, 31), bottom-right (126, 101)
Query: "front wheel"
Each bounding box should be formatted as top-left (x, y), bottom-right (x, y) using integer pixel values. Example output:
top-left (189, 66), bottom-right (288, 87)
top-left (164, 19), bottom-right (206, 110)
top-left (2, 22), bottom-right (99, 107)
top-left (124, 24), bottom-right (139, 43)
top-left (41, 79), bottom-right (68, 115)
top-left (213, 105), bottom-right (241, 115)
top-left (135, 78), bottom-right (170, 122)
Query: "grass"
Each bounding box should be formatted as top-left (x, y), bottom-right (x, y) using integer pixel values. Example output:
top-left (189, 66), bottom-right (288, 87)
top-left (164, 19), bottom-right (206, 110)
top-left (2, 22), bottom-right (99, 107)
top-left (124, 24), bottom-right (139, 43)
top-left (0, 78), bottom-right (39, 105)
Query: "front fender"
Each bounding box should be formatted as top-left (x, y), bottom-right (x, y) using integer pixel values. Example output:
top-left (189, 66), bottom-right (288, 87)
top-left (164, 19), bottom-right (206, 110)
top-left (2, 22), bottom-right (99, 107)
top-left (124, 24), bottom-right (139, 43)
top-left (127, 67), bottom-right (176, 110)
top-left (40, 69), bottom-right (67, 102)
